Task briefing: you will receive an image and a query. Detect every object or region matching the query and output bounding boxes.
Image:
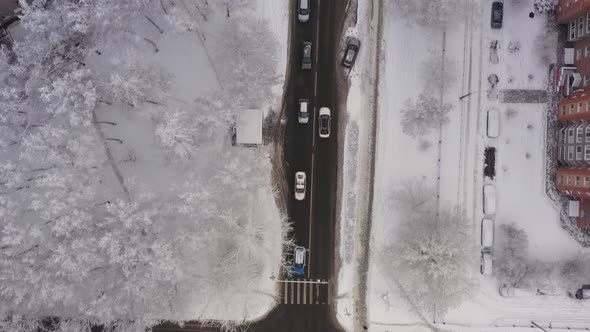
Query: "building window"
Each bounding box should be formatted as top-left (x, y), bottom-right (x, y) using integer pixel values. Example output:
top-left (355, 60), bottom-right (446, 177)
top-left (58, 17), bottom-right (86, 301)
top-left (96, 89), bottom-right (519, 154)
top-left (568, 175), bottom-right (572, 185)
top-left (563, 145), bottom-right (567, 160)
top-left (578, 127), bottom-right (583, 142)
top-left (562, 128), bottom-right (567, 143)
top-left (569, 128), bottom-right (575, 143)
top-left (569, 146), bottom-right (575, 159)
top-left (560, 175), bottom-right (565, 184)
top-left (563, 105), bottom-right (567, 115)
top-left (586, 75), bottom-right (590, 86)
top-left (571, 104), bottom-right (575, 113)
top-left (587, 101), bottom-right (590, 111)
top-left (579, 102), bottom-right (584, 112)
top-left (585, 176), bottom-right (590, 187)
top-left (580, 16), bottom-right (585, 37)
top-left (578, 48), bottom-right (583, 60)
top-left (577, 176), bottom-right (581, 186)
top-left (586, 46), bottom-right (590, 58)
top-left (586, 145), bottom-right (590, 159)
top-left (587, 13), bottom-right (590, 33)
top-left (577, 145), bottom-right (583, 159)
top-left (571, 21), bottom-right (577, 40)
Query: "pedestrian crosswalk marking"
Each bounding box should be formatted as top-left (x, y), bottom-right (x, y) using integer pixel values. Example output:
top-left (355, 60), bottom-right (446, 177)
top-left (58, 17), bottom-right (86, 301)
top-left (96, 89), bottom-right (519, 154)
top-left (279, 279), bottom-right (329, 305)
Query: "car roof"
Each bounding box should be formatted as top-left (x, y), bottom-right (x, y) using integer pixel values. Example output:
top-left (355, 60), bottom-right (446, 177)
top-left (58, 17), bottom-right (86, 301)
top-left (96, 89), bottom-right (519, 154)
top-left (319, 107), bottom-right (330, 115)
top-left (294, 246), bottom-right (305, 264)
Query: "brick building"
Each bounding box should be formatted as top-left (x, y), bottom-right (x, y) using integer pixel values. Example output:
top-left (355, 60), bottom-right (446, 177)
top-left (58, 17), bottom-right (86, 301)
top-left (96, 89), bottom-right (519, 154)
top-left (555, 0), bottom-right (590, 229)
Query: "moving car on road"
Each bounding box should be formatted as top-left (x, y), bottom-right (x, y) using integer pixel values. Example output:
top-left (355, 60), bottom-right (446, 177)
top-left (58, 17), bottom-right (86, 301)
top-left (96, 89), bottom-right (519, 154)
top-left (294, 171), bottom-right (306, 201)
top-left (297, 0), bottom-right (310, 23)
top-left (298, 99), bottom-right (309, 124)
top-left (293, 246), bottom-right (306, 276)
top-left (491, 1), bottom-right (503, 29)
top-left (318, 107), bottom-right (331, 138)
top-left (343, 37), bottom-right (361, 68)
top-left (302, 41), bottom-right (312, 70)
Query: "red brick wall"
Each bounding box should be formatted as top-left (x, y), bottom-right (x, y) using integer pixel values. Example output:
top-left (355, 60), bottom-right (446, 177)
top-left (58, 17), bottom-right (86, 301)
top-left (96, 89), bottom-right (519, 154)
top-left (557, 89), bottom-right (590, 121)
top-left (556, 167), bottom-right (590, 198)
top-left (558, 0), bottom-right (590, 24)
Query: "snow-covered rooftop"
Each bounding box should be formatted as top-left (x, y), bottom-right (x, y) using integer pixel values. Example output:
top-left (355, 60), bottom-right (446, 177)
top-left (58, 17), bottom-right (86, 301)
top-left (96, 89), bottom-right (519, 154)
top-left (236, 109), bottom-right (262, 145)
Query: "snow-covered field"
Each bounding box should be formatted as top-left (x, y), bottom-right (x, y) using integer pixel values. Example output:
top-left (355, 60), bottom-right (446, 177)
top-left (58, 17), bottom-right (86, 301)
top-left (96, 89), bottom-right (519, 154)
top-left (337, 0), bottom-right (590, 331)
top-left (0, 0), bottom-right (288, 330)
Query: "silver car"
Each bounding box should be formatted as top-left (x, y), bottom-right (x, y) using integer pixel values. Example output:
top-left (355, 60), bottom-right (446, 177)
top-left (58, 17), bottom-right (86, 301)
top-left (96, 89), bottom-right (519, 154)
top-left (298, 99), bottom-right (309, 124)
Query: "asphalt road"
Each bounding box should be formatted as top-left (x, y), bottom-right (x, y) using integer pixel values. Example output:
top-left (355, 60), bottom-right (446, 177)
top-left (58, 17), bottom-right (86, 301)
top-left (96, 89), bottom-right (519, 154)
top-left (153, 0), bottom-right (347, 330)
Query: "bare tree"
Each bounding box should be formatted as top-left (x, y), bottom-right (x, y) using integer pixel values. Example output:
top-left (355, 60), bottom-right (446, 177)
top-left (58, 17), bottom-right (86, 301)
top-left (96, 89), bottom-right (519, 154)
top-left (400, 93), bottom-right (453, 138)
top-left (380, 181), bottom-right (477, 318)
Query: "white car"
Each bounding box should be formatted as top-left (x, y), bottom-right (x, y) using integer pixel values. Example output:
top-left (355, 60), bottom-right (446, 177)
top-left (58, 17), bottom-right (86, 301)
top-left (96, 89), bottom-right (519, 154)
top-left (481, 218), bottom-right (494, 249)
top-left (483, 184), bottom-right (496, 215)
top-left (297, 0), bottom-right (310, 22)
top-left (318, 107), bottom-right (331, 138)
top-left (293, 246), bottom-right (306, 276)
top-left (487, 109), bottom-right (499, 138)
top-left (298, 99), bottom-right (309, 124)
top-left (294, 171), bottom-right (306, 201)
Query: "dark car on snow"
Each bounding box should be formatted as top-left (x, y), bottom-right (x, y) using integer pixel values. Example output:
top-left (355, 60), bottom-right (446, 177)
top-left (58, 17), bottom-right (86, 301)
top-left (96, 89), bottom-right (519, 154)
top-left (491, 1), bottom-right (503, 29)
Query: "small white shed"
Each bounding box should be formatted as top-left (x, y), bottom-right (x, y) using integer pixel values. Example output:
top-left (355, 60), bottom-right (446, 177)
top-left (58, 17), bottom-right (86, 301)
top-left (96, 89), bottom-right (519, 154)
top-left (568, 200), bottom-right (580, 217)
top-left (235, 109), bottom-right (262, 145)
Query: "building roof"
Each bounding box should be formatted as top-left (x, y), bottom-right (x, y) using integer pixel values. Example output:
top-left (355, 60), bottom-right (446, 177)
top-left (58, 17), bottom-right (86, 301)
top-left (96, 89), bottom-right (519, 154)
top-left (235, 109), bottom-right (262, 145)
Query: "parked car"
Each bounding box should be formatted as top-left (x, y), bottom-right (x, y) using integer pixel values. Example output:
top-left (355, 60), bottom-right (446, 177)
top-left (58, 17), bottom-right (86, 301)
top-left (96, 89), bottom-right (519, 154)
top-left (318, 107), bottom-right (331, 138)
top-left (302, 41), bottom-right (312, 70)
top-left (293, 246), bottom-right (306, 276)
top-left (343, 37), bottom-right (361, 68)
top-left (487, 109), bottom-right (499, 138)
top-left (483, 184), bottom-right (496, 215)
top-left (297, 0), bottom-right (310, 23)
top-left (480, 249), bottom-right (493, 276)
top-left (491, 1), bottom-right (503, 29)
top-left (499, 285), bottom-right (536, 297)
top-left (294, 171), bottom-right (306, 201)
top-left (575, 285), bottom-right (590, 299)
top-left (481, 218), bottom-right (494, 248)
top-left (298, 99), bottom-right (310, 124)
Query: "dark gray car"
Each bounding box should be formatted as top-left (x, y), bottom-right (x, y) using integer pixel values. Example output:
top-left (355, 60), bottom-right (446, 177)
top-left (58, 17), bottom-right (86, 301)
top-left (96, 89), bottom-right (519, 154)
top-left (491, 1), bottom-right (503, 29)
top-left (343, 37), bottom-right (360, 68)
top-left (302, 42), bottom-right (312, 70)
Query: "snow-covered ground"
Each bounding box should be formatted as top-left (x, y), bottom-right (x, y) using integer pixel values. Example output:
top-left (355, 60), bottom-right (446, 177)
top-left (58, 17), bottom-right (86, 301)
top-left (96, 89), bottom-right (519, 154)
top-left (337, 0), bottom-right (590, 331)
top-left (0, 1), bottom-right (288, 330)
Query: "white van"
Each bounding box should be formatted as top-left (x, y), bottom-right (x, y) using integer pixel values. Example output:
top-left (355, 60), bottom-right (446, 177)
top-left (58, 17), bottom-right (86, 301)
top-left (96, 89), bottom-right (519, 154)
top-left (480, 250), bottom-right (493, 276)
top-left (487, 109), bottom-right (499, 138)
top-left (481, 218), bottom-right (494, 248)
top-left (483, 184), bottom-right (496, 215)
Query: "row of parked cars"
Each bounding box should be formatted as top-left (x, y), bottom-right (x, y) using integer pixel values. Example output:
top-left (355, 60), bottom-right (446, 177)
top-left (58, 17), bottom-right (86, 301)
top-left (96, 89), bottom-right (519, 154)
top-left (291, 0), bottom-right (362, 279)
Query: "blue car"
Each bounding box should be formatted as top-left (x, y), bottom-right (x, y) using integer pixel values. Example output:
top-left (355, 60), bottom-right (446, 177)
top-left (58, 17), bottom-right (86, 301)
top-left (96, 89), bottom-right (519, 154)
top-left (293, 246), bottom-right (306, 276)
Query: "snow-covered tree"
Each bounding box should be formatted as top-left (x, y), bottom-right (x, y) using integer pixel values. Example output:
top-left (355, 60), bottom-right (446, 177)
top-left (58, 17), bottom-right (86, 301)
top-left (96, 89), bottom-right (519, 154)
top-left (495, 223), bottom-right (531, 288)
top-left (419, 49), bottom-right (457, 95)
top-left (400, 93), bottom-right (453, 138)
top-left (100, 59), bottom-right (170, 107)
top-left (534, 0), bottom-right (557, 14)
top-left (380, 181), bottom-right (477, 318)
top-left (209, 16), bottom-right (280, 107)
